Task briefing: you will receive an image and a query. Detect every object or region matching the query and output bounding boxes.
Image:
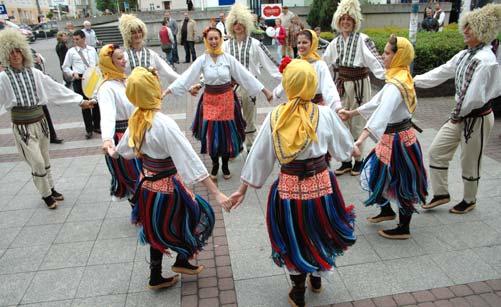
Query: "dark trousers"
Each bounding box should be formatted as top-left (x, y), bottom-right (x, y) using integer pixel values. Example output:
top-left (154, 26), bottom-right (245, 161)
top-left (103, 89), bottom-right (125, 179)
top-left (42, 105), bottom-right (59, 140)
top-left (172, 35), bottom-right (179, 63)
top-left (150, 247), bottom-right (187, 265)
top-left (73, 78), bottom-right (100, 133)
top-left (183, 41), bottom-right (196, 63)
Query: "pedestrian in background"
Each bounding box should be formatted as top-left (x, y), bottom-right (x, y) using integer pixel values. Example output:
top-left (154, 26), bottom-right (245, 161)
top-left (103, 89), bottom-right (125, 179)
top-left (164, 11), bottom-right (180, 64)
top-left (181, 12), bottom-right (197, 63)
top-left (159, 21), bottom-right (175, 65)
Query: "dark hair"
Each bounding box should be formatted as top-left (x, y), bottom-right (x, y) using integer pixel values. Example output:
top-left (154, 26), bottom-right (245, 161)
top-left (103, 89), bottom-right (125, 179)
top-left (297, 29), bottom-right (313, 42)
top-left (388, 34), bottom-right (398, 53)
top-left (73, 29), bottom-right (86, 39)
top-left (203, 27), bottom-right (222, 39)
top-left (162, 21), bottom-right (167, 26)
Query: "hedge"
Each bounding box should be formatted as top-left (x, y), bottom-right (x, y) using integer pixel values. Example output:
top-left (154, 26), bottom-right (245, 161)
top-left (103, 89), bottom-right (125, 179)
top-left (318, 25), bottom-right (501, 75)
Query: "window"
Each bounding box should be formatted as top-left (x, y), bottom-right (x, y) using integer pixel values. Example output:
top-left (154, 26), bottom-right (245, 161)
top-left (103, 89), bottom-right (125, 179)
top-left (163, 1), bottom-right (170, 10)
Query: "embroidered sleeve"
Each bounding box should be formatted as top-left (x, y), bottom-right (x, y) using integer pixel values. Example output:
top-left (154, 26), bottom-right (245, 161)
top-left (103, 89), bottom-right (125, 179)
top-left (362, 38), bottom-right (385, 79)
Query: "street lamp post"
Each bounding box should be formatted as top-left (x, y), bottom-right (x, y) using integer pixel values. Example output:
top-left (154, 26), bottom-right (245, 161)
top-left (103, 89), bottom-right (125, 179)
top-left (408, 0), bottom-right (419, 74)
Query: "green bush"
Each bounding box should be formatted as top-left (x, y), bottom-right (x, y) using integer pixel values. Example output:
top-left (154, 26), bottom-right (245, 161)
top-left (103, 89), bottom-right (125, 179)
top-left (319, 32), bottom-right (335, 41)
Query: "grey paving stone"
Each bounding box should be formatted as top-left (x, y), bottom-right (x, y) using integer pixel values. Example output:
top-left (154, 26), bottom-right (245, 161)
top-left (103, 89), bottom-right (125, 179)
top-left (77, 188), bottom-right (113, 204)
top-left (3, 193), bottom-right (43, 210)
top-left (54, 220), bottom-right (103, 243)
top-left (21, 267), bottom-right (84, 304)
top-left (384, 255), bottom-right (452, 292)
top-left (0, 245), bottom-right (50, 274)
top-left (412, 225), bottom-right (468, 253)
top-left (26, 207), bottom-right (72, 226)
top-left (0, 181), bottom-right (26, 197)
top-left (125, 288), bottom-right (181, 307)
top-left (474, 245), bottom-right (501, 269)
top-left (0, 272), bottom-right (34, 306)
top-left (106, 201), bottom-right (133, 219)
top-left (336, 236), bottom-right (381, 267)
top-left (72, 294), bottom-right (126, 307)
top-left (128, 258), bottom-right (179, 293)
top-left (0, 226), bottom-right (22, 248)
top-left (66, 202), bottom-right (110, 222)
top-left (87, 237), bottom-right (137, 265)
top-left (10, 224), bottom-right (62, 248)
top-left (40, 241), bottom-right (94, 270)
top-left (0, 209), bottom-right (35, 229)
top-left (97, 218), bottom-right (137, 240)
top-left (230, 245), bottom-right (284, 280)
top-left (338, 262), bottom-right (403, 301)
top-left (445, 221), bottom-right (501, 249)
top-left (430, 249), bottom-right (499, 284)
top-left (484, 216), bottom-right (501, 233)
top-left (84, 175), bottom-right (113, 191)
top-left (304, 270), bottom-right (354, 305)
top-left (365, 233), bottom-right (425, 260)
top-left (76, 262), bottom-right (133, 298)
top-left (235, 274), bottom-right (291, 307)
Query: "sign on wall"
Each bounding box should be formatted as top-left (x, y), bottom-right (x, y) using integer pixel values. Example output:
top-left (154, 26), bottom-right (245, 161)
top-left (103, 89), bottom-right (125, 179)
top-left (218, 0), bottom-right (235, 5)
top-left (0, 4), bottom-right (8, 20)
top-left (261, 4), bottom-right (282, 20)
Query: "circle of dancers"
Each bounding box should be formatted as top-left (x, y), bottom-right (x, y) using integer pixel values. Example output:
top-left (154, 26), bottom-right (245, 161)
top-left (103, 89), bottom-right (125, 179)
top-left (0, 1), bottom-right (499, 306)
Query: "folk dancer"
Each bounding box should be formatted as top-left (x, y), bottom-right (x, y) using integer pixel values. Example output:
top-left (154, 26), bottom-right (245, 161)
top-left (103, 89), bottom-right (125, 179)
top-left (339, 36), bottom-right (428, 240)
top-left (230, 59), bottom-right (357, 307)
top-left (414, 4), bottom-right (501, 214)
top-left (0, 29), bottom-right (93, 209)
top-left (164, 28), bottom-right (273, 180)
top-left (223, 3), bottom-right (281, 150)
top-left (109, 67), bottom-right (231, 289)
top-left (323, 0), bottom-right (385, 176)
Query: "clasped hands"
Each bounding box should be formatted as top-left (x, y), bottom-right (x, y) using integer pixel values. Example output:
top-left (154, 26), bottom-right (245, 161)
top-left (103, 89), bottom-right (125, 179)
top-left (161, 86), bottom-right (274, 103)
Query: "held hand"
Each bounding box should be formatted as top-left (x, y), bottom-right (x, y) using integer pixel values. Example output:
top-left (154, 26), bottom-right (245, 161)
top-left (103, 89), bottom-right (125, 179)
top-left (72, 72), bottom-right (81, 80)
top-left (80, 100), bottom-right (95, 109)
top-left (161, 88), bottom-right (172, 99)
top-left (188, 84), bottom-right (202, 96)
top-left (102, 140), bottom-right (114, 154)
top-left (229, 191), bottom-right (245, 210)
top-left (352, 143), bottom-right (361, 158)
top-left (337, 109), bottom-right (351, 121)
top-left (263, 88), bottom-right (273, 103)
top-left (106, 146), bottom-right (118, 158)
top-left (216, 192), bottom-right (232, 212)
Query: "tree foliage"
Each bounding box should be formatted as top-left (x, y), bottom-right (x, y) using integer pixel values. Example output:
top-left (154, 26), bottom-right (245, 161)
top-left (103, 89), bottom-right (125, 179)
top-left (96, 0), bottom-right (117, 12)
top-left (307, 0), bottom-right (339, 31)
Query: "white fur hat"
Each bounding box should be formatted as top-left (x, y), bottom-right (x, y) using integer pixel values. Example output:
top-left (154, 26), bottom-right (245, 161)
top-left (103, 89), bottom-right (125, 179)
top-left (332, 0), bottom-right (363, 32)
top-left (0, 29), bottom-right (33, 68)
top-left (119, 14), bottom-right (148, 49)
top-left (459, 3), bottom-right (501, 44)
top-left (226, 3), bottom-right (255, 37)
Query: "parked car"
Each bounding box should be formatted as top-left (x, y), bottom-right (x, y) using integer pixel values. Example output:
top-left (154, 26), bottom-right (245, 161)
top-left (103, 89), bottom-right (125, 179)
top-left (31, 22), bottom-right (58, 38)
top-left (0, 19), bottom-right (36, 42)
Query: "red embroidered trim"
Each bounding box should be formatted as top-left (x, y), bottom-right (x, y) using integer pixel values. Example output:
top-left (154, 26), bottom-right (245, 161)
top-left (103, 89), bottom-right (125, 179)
top-left (203, 90), bottom-right (234, 121)
top-left (375, 129), bottom-right (417, 165)
top-left (277, 169), bottom-right (333, 200)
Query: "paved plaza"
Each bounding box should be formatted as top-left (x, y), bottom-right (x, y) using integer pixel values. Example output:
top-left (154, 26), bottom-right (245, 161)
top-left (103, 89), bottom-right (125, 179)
top-left (0, 38), bottom-right (501, 306)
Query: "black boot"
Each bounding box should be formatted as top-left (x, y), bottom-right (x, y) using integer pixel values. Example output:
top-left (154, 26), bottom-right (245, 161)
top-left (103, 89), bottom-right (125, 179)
top-left (335, 161), bottom-right (352, 175)
top-left (210, 156), bottom-right (219, 180)
top-left (222, 154), bottom-right (231, 179)
top-left (378, 212), bottom-right (412, 240)
top-left (288, 274), bottom-right (306, 307)
top-left (148, 247), bottom-right (179, 290)
top-left (351, 159), bottom-right (364, 176)
top-left (367, 201), bottom-right (396, 223)
top-left (308, 273), bottom-right (322, 293)
top-left (51, 188), bottom-right (64, 201)
top-left (171, 254), bottom-right (204, 275)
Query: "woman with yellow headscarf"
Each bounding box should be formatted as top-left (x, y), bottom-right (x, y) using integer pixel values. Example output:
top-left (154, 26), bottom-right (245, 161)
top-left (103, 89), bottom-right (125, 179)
top-left (273, 29), bottom-right (342, 111)
top-left (97, 44), bottom-right (141, 205)
top-left (229, 59), bottom-right (356, 307)
top-left (164, 27), bottom-right (273, 180)
top-left (339, 35), bottom-right (428, 240)
top-left (110, 67), bottom-right (232, 290)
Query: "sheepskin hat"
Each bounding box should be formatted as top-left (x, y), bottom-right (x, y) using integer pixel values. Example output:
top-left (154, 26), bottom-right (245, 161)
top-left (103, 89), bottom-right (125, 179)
top-left (0, 29), bottom-right (33, 68)
top-left (226, 3), bottom-right (255, 37)
top-left (459, 3), bottom-right (501, 44)
top-left (332, 0), bottom-right (363, 32)
top-left (119, 14), bottom-right (148, 49)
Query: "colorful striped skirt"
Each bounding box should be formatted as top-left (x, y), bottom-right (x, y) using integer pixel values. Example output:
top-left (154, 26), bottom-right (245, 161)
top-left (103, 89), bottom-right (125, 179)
top-left (266, 168), bottom-right (356, 273)
top-left (134, 156), bottom-right (215, 258)
top-left (104, 121), bottom-right (141, 199)
top-left (361, 128), bottom-right (428, 215)
top-left (191, 83), bottom-right (246, 158)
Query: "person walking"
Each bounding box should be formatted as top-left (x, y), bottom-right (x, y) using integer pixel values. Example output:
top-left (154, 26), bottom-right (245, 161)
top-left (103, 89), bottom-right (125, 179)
top-left (159, 21), bottom-right (175, 66)
top-left (164, 11), bottom-right (180, 64)
top-left (180, 12), bottom-right (197, 63)
top-left (83, 20), bottom-right (100, 48)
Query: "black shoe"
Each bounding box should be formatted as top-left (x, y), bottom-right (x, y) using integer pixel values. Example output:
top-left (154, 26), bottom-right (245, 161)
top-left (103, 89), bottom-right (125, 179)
top-left (289, 274), bottom-right (306, 307)
top-left (93, 128), bottom-right (101, 134)
top-left (183, 61), bottom-right (190, 63)
top-left (449, 200), bottom-right (476, 214)
top-left (85, 132), bottom-right (93, 139)
top-left (171, 257), bottom-right (204, 275)
top-left (210, 161), bottom-right (219, 180)
top-left (42, 195), bottom-right (58, 209)
top-left (148, 273), bottom-right (179, 290)
top-left (50, 138), bottom-right (64, 144)
top-left (308, 274), bottom-right (322, 293)
top-left (351, 160), bottom-right (364, 176)
top-left (367, 211), bottom-right (396, 223)
top-left (335, 161), bottom-right (352, 175)
top-left (422, 194), bottom-right (450, 209)
top-left (222, 164), bottom-right (231, 180)
top-left (51, 188), bottom-right (64, 201)
top-left (378, 224), bottom-right (410, 240)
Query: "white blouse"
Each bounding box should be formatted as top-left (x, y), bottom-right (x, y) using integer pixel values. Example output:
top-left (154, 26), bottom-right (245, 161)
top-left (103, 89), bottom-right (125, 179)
top-left (357, 84), bottom-right (412, 142)
top-left (124, 48), bottom-right (179, 84)
top-left (240, 105), bottom-right (354, 188)
top-left (116, 112), bottom-right (209, 185)
top-left (273, 60), bottom-right (342, 110)
top-left (97, 80), bottom-right (135, 142)
top-left (168, 53), bottom-right (264, 97)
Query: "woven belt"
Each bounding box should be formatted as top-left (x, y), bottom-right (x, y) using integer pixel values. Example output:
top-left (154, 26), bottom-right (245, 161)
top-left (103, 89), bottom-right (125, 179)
top-left (311, 94), bottom-right (323, 104)
top-left (205, 82), bottom-right (233, 94)
top-left (336, 66), bottom-right (369, 81)
top-left (115, 120), bottom-right (128, 133)
top-left (385, 118), bottom-right (413, 134)
top-left (130, 156), bottom-right (177, 203)
top-left (281, 156), bottom-right (328, 180)
top-left (11, 106), bottom-right (45, 125)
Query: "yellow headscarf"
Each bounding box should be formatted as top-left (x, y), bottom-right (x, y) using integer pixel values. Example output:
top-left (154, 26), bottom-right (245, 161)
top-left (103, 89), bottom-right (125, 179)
top-left (98, 44), bottom-right (127, 81)
top-left (126, 67), bottom-right (162, 155)
top-left (271, 59), bottom-right (319, 164)
top-left (204, 28), bottom-right (224, 55)
top-left (299, 30), bottom-right (321, 62)
top-left (385, 36), bottom-right (417, 113)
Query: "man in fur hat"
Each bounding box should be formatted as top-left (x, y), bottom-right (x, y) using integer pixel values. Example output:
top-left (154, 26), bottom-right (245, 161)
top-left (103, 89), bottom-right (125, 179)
top-left (223, 3), bottom-right (281, 150)
top-left (119, 14), bottom-right (179, 82)
top-left (323, 0), bottom-right (385, 178)
top-left (0, 29), bottom-right (92, 209)
top-left (414, 4), bottom-right (501, 214)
